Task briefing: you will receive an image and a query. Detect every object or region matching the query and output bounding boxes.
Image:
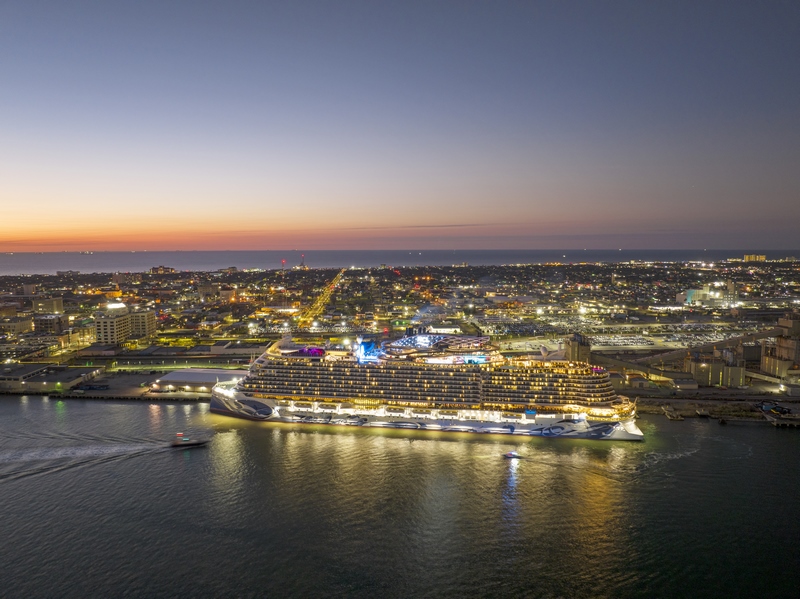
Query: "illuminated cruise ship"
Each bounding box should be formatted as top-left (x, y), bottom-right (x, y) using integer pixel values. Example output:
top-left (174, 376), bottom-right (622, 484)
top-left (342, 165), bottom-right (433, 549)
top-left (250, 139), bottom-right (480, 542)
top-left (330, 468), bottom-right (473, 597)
top-left (210, 334), bottom-right (644, 441)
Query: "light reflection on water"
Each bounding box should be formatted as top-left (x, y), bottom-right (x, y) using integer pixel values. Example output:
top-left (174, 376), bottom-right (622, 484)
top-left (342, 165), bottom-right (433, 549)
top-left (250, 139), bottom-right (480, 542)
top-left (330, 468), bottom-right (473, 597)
top-left (1, 399), bottom-right (799, 599)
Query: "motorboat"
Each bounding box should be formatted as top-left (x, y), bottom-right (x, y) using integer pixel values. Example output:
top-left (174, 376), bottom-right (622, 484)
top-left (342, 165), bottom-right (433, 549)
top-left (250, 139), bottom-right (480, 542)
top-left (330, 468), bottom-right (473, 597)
top-left (503, 451), bottom-right (521, 459)
top-left (170, 432), bottom-right (210, 448)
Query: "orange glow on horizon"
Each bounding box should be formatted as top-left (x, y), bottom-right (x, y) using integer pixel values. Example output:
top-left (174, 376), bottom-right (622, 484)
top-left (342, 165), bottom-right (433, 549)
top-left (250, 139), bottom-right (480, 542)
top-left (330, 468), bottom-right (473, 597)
top-left (0, 222), bottom-right (583, 252)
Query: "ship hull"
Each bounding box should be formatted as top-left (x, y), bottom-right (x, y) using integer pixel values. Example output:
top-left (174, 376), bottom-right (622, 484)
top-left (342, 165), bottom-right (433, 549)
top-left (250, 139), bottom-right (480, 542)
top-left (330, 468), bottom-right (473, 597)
top-left (211, 389), bottom-right (644, 441)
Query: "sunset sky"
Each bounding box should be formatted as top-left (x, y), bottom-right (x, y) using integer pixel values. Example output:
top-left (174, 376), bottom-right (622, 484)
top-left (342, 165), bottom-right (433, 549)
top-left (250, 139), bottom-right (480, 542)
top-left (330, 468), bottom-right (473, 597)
top-left (1, 1), bottom-right (798, 251)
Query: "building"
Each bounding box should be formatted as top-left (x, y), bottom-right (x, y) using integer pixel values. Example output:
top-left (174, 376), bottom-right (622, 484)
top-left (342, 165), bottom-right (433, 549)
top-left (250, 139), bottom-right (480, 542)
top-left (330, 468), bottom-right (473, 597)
top-left (33, 314), bottom-right (70, 334)
top-left (0, 303), bottom-right (18, 318)
top-left (130, 310), bottom-right (157, 339)
top-left (150, 265), bottom-right (176, 274)
top-left (0, 364), bottom-right (50, 391)
top-left (677, 280), bottom-right (739, 307)
top-left (0, 364), bottom-right (103, 393)
top-left (684, 355), bottom-right (745, 387)
top-left (94, 303), bottom-right (131, 345)
top-left (564, 333), bottom-right (591, 363)
top-left (627, 375), bottom-right (650, 389)
top-left (64, 324), bottom-right (96, 346)
top-left (744, 254), bottom-right (767, 262)
top-left (428, 323), bottom-right (463, 334)
top-left (77, 344), bottom-right (119, 357)
top-left (760, 312), bottom-right (800, 382)
top-left (0, 342), bottom-right (51, 361)
top-left (219, 287), bottom-right (237, 302)
top-left (607, 372), bottom-right (626, 390)
top-left (0, 317), bottom-right (34, 335)
top-left (33, 297), bottom-right (64, 314)
top-left (198, 284), bottom-right (219, 302)
top-left (150, 368), bottom-right (249, 393)
top-left (209, 340), bottom-right (269, 355)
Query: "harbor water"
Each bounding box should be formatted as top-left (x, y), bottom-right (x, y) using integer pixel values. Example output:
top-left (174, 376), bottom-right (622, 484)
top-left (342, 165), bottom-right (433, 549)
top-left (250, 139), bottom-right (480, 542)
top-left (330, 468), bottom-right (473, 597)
top-left (1, 397), bottom-right (799, 598)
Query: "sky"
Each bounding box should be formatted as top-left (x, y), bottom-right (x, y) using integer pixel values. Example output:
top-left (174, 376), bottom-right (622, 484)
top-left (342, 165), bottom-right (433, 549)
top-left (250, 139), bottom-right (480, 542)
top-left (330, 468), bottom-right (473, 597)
top-left (1, 1), bottom-right (799, 251)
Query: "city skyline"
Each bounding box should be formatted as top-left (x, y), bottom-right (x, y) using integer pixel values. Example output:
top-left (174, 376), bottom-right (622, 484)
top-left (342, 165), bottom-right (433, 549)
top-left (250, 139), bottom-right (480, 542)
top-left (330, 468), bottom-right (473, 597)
top-left (2, 1), bottom-right (799, 251)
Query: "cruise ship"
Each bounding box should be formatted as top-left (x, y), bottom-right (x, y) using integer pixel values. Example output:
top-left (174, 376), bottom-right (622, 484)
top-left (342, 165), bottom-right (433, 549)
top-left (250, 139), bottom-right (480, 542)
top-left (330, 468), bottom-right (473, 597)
top-left (211, 334), bottom-right (644, 441)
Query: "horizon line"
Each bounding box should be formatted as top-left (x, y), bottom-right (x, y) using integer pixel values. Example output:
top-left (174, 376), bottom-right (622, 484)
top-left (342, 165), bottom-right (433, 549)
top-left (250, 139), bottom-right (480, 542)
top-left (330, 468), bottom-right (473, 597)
top-left (2, 248), bottom-right (799, 254)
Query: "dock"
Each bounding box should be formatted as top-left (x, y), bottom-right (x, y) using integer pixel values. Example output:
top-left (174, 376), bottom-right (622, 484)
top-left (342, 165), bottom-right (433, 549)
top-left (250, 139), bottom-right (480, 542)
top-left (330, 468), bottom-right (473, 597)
top-left (764, 413), bottom-right (800, 428)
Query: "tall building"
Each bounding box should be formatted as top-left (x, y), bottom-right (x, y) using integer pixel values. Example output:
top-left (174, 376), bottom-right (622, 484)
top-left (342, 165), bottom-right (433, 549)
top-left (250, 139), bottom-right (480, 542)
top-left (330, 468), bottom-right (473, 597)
top-left (94, 303), bottom-right (131, 345)
top-left (565, 333), bottom-right (591, 363)
top-left (130, 310), bottom-right (157, 339)
top-left (744, 254), bottom-right (767, 262)
top-left (761, 312), bottom-right (800, 382)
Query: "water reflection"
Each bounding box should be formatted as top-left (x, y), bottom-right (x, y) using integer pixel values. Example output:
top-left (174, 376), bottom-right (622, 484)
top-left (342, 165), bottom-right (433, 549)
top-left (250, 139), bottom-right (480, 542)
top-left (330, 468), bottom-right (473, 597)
top-left (148, 404), bottom-right (162, 433)
top-left (2, 405), bottom-right (798, 598)
top-left (207, 429), bottom-right (248, 515)
top-left (55, 400), bottom-right (66, 424)
top-left (501, 457), bottom-right (521, 535)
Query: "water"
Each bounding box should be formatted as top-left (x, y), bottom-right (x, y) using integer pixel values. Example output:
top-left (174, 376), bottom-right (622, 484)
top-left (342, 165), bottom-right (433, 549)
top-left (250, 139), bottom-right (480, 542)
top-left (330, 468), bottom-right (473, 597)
top-left (1, 249), bottom-right (797, 275)
top-left (2, 397), bottom-right (799, 598)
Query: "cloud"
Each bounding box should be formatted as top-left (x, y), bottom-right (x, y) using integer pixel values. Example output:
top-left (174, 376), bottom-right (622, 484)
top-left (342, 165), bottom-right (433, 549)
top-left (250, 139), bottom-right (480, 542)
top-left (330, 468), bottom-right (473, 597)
top-left (342, 223), bottom-right (510, 231)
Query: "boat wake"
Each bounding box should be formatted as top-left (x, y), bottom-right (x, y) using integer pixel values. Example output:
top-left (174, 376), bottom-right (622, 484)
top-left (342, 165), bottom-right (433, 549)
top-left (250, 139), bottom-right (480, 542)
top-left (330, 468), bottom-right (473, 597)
top-left (0, 443), bottom-right (161, 464)
top-left (0, 443), bottom-right (164, 482)
top-left (635, 447), bottom-right (700, 471)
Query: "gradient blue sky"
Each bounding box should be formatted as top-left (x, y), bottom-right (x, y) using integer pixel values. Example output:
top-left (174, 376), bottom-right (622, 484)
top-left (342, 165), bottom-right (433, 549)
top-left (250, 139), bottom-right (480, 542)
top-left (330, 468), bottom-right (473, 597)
top-left (1, 1), bottom-right (798, 250)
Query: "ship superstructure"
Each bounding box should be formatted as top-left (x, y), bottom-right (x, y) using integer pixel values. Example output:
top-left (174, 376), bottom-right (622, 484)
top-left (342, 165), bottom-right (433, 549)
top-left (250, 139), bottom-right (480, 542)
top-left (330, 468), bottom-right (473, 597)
top-left (211, 335), bottom-right (643, 440)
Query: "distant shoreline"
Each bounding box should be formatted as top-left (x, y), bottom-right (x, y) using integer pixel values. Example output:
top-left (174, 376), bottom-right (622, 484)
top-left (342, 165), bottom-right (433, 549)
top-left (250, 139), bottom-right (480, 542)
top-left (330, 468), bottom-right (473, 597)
top-left (1, 249), bottom-right (798, 275)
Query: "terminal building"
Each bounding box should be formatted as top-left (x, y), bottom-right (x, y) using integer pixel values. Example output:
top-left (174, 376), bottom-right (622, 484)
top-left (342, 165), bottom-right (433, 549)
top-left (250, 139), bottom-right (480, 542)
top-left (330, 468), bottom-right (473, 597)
top-left (0, 364), bottom-right (103, 393)
top-left (150, 368), bottom-right (249, 394)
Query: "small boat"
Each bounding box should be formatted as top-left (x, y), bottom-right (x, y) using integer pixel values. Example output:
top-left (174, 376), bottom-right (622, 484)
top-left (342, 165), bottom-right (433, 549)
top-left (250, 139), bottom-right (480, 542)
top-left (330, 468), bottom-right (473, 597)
top-left (170, 433), bottom-right (210, 448)
top-left (503, 451), bottom-right (521, 459)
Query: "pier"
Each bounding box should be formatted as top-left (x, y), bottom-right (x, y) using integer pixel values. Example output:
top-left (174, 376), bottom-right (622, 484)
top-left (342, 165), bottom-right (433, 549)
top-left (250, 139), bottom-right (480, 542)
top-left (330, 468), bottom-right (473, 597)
top-left (764, 413), bottom-right (800, 428)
